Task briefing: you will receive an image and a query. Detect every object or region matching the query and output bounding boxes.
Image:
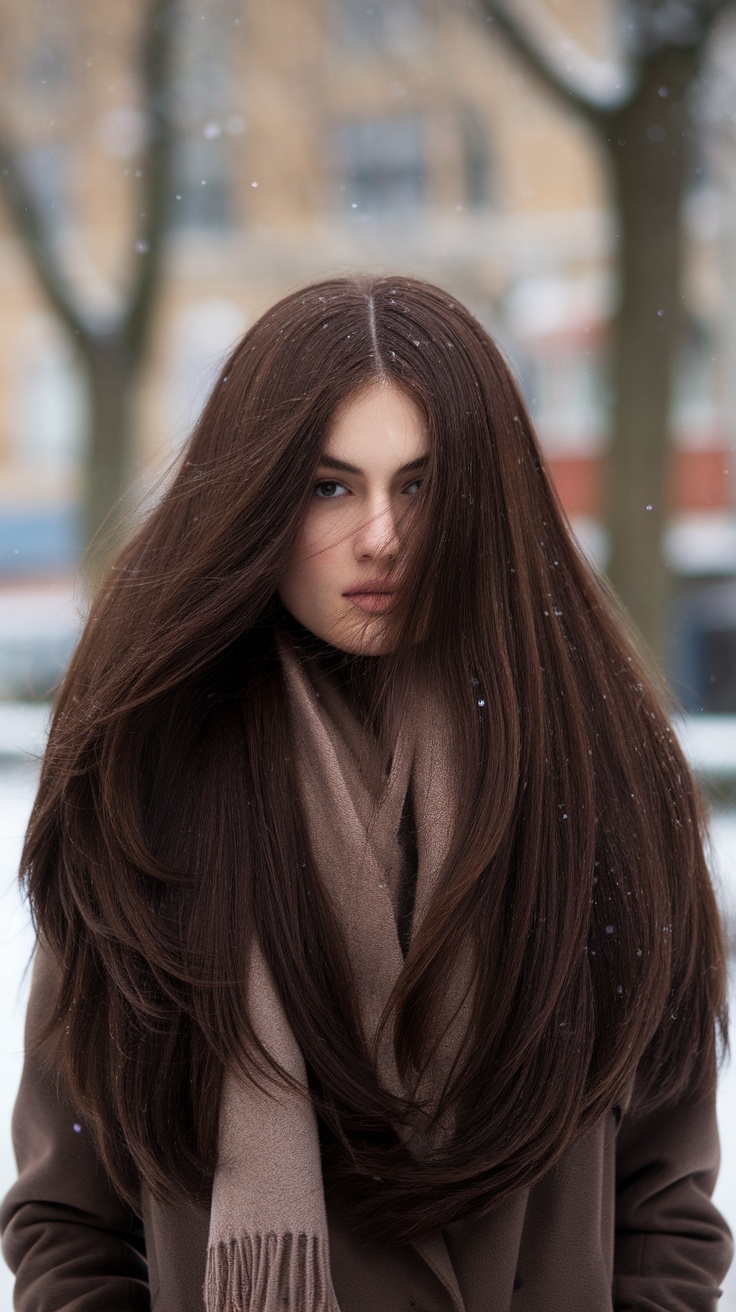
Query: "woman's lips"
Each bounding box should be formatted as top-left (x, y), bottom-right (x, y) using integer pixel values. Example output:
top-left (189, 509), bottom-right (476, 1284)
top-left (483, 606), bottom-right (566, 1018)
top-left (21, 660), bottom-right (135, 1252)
top-left (344, 591), bottom-right (396, 615)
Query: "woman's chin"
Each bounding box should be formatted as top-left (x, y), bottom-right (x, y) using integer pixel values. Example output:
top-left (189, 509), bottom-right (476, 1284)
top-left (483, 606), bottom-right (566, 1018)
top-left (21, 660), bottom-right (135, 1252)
top-left (328, 614), bottom-right (394, 657)
top-left (280, 603), bottom-right (396, 656)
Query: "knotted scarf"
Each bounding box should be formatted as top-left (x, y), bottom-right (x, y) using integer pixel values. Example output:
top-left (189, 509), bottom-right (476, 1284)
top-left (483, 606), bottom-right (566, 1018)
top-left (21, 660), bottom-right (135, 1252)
top-left (205, 640), bottom-right (472, 1311)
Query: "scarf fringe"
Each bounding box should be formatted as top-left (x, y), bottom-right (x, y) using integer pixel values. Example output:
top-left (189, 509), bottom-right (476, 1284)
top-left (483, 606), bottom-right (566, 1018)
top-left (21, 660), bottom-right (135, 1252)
top-left (205, 1233), bottom-right (337, 1312)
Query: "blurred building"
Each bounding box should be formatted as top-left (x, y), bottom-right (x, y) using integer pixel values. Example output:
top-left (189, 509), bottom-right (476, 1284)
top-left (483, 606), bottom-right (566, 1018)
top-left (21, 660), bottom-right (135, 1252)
top-left (0, 0), bottom-right (734, 706)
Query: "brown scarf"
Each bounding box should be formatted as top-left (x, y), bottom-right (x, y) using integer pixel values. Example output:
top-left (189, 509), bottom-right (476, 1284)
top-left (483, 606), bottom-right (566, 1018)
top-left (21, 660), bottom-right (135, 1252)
top-left (205, 640), bottom-right (471, 1311)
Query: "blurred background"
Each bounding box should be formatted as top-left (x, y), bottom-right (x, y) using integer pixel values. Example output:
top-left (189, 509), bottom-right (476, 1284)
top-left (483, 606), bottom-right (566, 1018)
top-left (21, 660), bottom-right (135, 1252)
top-left (1, 0), bottom-right (736, 1305)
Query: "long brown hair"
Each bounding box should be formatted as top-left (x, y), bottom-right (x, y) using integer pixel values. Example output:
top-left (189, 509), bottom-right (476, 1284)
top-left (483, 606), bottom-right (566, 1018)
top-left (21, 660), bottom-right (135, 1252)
top-left (22, 275), bottom-right (727, 1243)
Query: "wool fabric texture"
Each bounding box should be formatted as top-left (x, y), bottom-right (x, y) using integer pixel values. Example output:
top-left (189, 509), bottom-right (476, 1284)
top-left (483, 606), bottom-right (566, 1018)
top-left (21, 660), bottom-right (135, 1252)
top-left (205, 641), bottom-right (471, 1312)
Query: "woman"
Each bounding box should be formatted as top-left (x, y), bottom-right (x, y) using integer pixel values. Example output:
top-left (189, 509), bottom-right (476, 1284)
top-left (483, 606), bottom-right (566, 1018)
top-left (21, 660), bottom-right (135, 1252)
top-left (1, 275), bottom-right (731, 1312)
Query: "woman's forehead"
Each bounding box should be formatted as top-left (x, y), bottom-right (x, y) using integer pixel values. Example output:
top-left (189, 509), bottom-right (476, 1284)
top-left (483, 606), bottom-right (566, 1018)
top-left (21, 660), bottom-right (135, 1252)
top-left (322, 383), bottom-right (428, 471)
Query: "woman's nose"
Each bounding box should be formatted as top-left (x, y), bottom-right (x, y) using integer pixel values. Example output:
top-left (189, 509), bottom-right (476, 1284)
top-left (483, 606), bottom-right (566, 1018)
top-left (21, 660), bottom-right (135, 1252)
top-left (353, 498), bottom-right (400, 562)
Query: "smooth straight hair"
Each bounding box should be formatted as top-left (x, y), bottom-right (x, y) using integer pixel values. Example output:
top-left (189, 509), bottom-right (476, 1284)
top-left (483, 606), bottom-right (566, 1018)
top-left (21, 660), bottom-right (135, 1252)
top-left (22, 275), bottom-right (727, 1244)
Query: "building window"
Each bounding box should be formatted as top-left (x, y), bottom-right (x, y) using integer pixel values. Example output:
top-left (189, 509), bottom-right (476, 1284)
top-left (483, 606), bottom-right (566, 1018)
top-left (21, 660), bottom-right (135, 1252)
top-left (168, 298), bottom-right (246, 442)
top-left (18, 143), bottom-right (70, 231)
top-left (670, 579), bottom-right (736, 714)
top-left (170, 0), bottom-right (235, 229)
top-left (172, 137), bottom-right (231, 230)
top-left (672, 319), bottom-right (716, 436)
top-left (337, 115), bottom-right (426, 217)
top-left (24, 0), bottom-right (71, 106)
top-left (336, 0), bottom-right (425, 53)
top-left (460, 107), bottom-right (492, 209)
top-left (27, 39), bottom-right (68, 102)
top-left (14, 315), bottom-right (86, 475)
top-left (532, 352), bottom-right (606, 454)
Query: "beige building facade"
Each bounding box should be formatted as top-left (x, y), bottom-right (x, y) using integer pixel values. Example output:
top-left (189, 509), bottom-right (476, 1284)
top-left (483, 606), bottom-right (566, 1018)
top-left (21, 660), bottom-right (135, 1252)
top-left (0, 0), bottom-right (734, 709)
top-left (0, 0), bottom-right (609, 509)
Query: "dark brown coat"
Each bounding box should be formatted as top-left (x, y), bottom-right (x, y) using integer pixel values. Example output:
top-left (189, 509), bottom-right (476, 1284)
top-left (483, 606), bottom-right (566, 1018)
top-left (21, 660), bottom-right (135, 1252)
top-left (2, 947), bottom-right (732, 1311)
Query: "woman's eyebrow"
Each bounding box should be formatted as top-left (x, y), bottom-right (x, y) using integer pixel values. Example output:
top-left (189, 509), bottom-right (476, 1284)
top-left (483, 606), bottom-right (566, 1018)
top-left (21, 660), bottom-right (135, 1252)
top-left (317, 455), bottom-right (428, 475)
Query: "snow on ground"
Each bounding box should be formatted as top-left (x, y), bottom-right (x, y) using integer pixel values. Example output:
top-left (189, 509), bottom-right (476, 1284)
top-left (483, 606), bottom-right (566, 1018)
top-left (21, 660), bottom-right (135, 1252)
top-left (0, 703), bottom-right (50, 758)
top-left (676, 715), bottom-right (736, 779)
top-left (1, 762), bottom-right (736, 1307)
top-left (0, 582), bottom-right (81, 642)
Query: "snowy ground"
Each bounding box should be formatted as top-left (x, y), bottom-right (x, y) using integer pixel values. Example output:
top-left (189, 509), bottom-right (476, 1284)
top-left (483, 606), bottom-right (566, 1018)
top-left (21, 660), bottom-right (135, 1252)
top-left (1, 761), bottom-right (736, 1307)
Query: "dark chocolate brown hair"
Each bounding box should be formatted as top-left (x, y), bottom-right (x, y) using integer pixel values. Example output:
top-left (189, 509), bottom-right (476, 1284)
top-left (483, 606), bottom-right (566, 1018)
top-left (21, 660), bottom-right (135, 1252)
top-left (22, 275), bottom-right (727, 1243)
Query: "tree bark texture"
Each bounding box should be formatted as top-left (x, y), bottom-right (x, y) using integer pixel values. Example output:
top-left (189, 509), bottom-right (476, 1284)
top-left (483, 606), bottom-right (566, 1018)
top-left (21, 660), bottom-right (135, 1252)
top-left (477, 0), bottom-right (724, 667)
top-left (81, 338), bottom-right (141, 557)
top-left (602, 46), bottom-right (699, 661)
top-left (0, 0), bottom-right (179, 577)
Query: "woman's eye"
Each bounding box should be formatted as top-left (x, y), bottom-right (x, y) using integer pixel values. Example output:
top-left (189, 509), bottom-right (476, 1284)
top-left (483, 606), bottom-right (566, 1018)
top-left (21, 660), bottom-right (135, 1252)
top-left (314, 480), bottom-right (348, 499)
top-left (403, 478), bottom-right (424, 496)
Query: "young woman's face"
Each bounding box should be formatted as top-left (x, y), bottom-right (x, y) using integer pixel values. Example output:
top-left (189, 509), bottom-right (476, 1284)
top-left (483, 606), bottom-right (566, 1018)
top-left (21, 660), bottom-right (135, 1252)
top-left (278, 381), bottom-right (428, 655)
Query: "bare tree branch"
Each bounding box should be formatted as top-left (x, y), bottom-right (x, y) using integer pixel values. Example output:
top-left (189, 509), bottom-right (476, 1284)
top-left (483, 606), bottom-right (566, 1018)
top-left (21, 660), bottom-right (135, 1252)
top-left (0, 134), bottom-right (90, 342)
top-left (473, 0), bottom-right (733, 659)
top-left (0, 0), bottom-right (186, 560)
top-left (0, 0), bottom-right (180, 359)
top-left (477, 0), bottom-right (636, 120)
top-left (126, 0), bottom-right (182, 358)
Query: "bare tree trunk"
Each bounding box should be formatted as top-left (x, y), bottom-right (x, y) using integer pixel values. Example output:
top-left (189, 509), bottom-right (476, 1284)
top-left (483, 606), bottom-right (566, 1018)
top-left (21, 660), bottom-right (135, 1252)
top-left (710, 28), bottom-right (736, 509)
top-left (81, 338), bottom-right (141, 553)
top-left (717, 145), bottom-right (736, 491)
top-left (475, 0), bottom-right (724, 667)
top-left (603, 47), bottom-right (697, 659)
top-left (0, 0), bottom-right (180, 579)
